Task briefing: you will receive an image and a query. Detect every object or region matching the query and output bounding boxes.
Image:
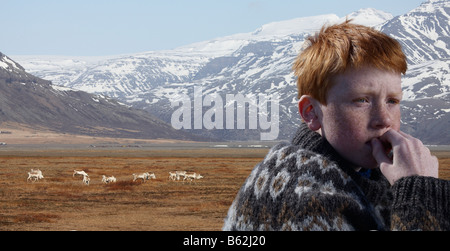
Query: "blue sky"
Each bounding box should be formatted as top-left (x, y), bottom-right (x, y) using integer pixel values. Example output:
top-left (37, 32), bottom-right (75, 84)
top-left (1, 0), bottom-right (426, 56)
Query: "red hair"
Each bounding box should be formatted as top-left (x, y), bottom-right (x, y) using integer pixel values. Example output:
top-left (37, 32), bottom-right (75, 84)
top-left (293, 20), bottom-right (407, 104)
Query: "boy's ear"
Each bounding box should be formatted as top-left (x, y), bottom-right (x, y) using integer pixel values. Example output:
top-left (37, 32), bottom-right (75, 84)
top-left (299, 95), bottom-right (322, 131)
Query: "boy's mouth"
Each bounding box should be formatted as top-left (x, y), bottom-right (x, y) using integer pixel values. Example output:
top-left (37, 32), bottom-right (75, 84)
top-left (379, 137), bottom-right (391, 150)
top-left (367, 137), bottom-right (393, 159)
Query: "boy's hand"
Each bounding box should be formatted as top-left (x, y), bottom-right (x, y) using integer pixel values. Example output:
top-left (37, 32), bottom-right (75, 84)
top-left (371, 130), bottom-right (439, 185)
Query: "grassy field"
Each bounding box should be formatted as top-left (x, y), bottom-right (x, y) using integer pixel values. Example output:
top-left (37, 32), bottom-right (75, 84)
top-left (0, 147), bottom-right (449, 231)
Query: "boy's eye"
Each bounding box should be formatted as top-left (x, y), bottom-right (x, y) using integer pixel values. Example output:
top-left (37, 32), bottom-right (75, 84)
top-left (353, 97), bottom-right (369, 103)
top-left (387, 98), bottom-right (400, 105)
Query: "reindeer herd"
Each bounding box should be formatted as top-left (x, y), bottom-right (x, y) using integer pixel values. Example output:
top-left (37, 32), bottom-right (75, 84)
top-left (168, 171), bottom-right (204, 182)
top-left (26, 168), bottom-right (204, 185)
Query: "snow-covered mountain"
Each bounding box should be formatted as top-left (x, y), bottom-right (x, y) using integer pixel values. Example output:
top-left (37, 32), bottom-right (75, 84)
top-left (13, 0), bottom-right (450, 144)
top-left (0, 52), bottom-right (204, 141)
top-left (380, 0), bottom-right (450, 64)
top-left (15, 9), bottom-right (392, 100)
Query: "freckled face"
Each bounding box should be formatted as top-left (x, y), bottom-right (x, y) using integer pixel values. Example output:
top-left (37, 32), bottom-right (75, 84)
top-left (317, 67), bottom-right (403, 169)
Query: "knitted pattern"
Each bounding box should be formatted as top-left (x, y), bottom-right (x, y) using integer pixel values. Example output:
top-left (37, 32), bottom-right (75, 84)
top-left (223, 123), bottom-right (450, 231)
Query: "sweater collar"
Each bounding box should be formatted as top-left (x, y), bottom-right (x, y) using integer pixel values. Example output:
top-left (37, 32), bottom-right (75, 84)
top-left (291, 123), bottom-right (391, 206)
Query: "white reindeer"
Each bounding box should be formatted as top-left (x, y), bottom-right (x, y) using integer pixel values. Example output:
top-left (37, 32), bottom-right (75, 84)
top-left (73, 170), bottom-right (90, 185)
top-left (27, 172), bottom-right (42, 182)
top-left (30, 169), bottom-right (44, 177)
top-left (133, 173), bottom-right (147, 182)
top-left (27, 172), bottom-right (38, 182)
top-left (175, 171), bottom-right (187, 181)
top-left (73, 170), bottom-right (89, 177)
top-left (168, 172), bottom-right (177, 181)
top-left (133, 172), bottom-right (156, 182)
top-left (27, 169), bottom-right (44, 182)
top-left (183, 172), bottom-right (204, 182)
top-left (146, 172), bottom-right (156, 180)
top-left (102, 175), bottom-right (117, 184)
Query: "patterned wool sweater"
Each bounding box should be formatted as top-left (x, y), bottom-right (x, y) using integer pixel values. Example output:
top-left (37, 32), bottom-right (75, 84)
top-left (223, 123), bottom-right (450, 231)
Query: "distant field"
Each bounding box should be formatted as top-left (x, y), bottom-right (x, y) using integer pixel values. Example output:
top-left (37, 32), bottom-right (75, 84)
top-left (0, 147), bottom-right (448, 231)
top-left (0, 147), bottom-right (265, 230)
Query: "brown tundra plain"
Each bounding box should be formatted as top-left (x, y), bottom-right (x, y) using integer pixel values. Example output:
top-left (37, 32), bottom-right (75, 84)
top-left (0, 143), bottom-right (449, 231)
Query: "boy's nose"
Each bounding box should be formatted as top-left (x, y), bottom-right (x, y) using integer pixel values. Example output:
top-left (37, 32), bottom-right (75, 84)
top-left (370, 104), bottom-right (392, 129)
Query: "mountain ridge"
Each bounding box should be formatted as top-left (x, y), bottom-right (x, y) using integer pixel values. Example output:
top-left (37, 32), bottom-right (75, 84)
top-left (11, 0), bottom-right (450, 144)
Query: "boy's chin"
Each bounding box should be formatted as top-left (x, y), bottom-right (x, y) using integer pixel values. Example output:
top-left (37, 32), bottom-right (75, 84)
top-left (347, 153), bottom-right (379, 170)
top-left (357, 157), bottom-right (379, 170)
top-left (358, 143), bottom-right (380, 169)
top-left (337, 145), bottom-right (379, 170)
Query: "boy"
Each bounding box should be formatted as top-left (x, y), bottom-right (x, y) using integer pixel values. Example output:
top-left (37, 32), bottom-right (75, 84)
top-left (223, 21), bottom-right (449, 231)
